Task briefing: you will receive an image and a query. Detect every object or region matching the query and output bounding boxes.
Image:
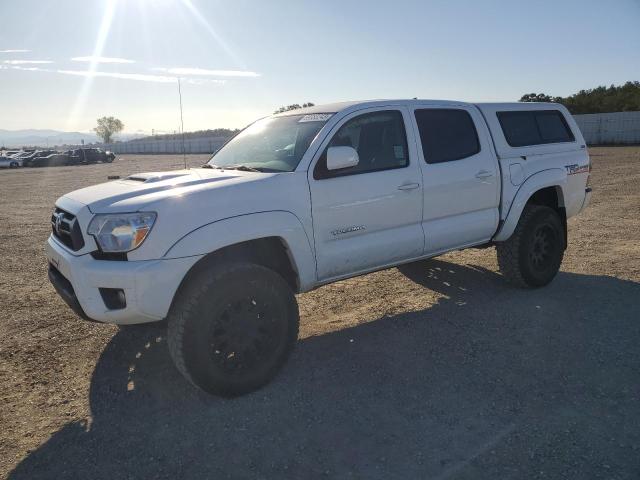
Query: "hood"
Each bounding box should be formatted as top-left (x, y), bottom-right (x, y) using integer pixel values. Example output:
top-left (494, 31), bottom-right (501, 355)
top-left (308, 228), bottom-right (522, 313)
top-left (63, 168), bottom-right (269, 213)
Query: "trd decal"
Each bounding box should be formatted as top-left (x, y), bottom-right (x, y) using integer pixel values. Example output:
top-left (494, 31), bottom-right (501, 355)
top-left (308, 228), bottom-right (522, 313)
top-left (565, 164), bottom-right (589, 175)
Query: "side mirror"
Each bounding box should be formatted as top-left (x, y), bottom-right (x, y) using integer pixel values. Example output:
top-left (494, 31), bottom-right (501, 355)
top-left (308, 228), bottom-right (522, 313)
top-left (326, 146), bottom-right (359, 171)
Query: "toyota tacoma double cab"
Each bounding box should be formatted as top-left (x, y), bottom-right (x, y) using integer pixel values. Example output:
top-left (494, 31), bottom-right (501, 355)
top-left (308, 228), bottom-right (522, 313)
top-left (46, 100), bottom-right (592, 396)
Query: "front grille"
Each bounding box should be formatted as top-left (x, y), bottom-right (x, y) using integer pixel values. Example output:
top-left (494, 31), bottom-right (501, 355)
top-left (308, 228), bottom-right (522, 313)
top-left (51, 208), bottom-right (85, 251)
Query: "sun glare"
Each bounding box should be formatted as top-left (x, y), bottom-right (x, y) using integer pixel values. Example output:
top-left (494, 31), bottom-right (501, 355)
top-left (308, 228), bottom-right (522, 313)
top-left (65, 0), bottom-right (118, 130)
top-left (179, 0), bottom-right (247, 70)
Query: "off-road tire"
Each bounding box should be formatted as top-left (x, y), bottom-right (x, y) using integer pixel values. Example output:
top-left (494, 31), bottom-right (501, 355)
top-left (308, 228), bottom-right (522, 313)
top-left (496, 205), bottom-right (565, 288)
top-left (167, 262), bottom-right (299, 397)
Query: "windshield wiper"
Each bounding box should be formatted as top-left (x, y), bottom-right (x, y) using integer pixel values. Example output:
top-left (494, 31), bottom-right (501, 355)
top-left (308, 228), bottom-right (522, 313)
top-left (201, 164), bottom-right (276, 172)
top-left (223, 165), bottom-right (268, 172)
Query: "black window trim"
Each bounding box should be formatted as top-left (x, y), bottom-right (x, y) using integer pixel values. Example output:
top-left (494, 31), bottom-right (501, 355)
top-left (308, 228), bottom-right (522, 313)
top-left (497, 109), bottom-right (575, 148)
top-left (413, 107), bottom-right (481, 164)
top-left (313, 109), bottom-right (411, 180)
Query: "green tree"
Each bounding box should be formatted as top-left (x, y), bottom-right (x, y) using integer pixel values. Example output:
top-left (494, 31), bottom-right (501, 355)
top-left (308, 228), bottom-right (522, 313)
top-left (94, 116), bottom-right (124, 143)
top-left (274, 102), bottom-right (315, 114)
top-left (519, 81), bottom-right (640, 114)
top-left (519, 93), bottom-right (558, 103)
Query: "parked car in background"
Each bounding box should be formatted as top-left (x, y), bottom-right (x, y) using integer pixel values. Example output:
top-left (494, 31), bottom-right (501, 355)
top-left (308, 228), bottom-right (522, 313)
top-left (29, 151), bottom-right (71, 167)
top-left (1, 147), bottom-right (116, 168)
top-left (21, 150), bottom-right (59, 167)
top-left (0, 155), bottom-right (22, 168)
top-left (13, 150), bottom-right (36, 159)
top-left (68, 148), bottom-right (116, 165)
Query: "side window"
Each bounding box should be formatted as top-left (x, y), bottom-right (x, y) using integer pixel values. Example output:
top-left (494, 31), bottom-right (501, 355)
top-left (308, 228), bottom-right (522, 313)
top-left (414, 109), bottom-right (480, 164)
top-left (535, 111), bottom-right (575, 144)
top-left (496, 111), bottom-right (539, 147)
top-left (314, 110), bottom-right (409, 179)
top-left (497, 110), bottom-right (575, 147)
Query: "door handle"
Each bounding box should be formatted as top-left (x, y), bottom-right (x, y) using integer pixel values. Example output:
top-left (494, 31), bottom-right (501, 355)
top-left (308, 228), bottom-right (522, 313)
top-left (397, 182), bottom-right (420, 191)
top-left (475, 170), bottom-right (493, 179)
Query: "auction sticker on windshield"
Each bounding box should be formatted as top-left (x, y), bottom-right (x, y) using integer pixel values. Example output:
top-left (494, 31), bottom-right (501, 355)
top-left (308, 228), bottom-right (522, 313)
top-left (299, 114), bottom-right (333, 123)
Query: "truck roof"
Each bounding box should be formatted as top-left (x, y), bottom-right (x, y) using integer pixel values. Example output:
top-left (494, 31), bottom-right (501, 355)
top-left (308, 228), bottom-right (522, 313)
top-left (275, 99), bottom-right (563, 116)
top-left (279, 99), bottom-right (582, 158)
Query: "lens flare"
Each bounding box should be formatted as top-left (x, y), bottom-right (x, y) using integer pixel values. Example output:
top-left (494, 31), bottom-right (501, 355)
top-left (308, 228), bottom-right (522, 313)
top-left (179, 0), bottom-right (247, 70)
top-left (65, 0), bottom-right (118, 130)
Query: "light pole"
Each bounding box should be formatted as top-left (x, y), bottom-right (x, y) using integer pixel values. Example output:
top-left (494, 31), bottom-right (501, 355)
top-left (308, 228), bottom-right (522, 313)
top-left (177, 77), bottom-right (187, 169)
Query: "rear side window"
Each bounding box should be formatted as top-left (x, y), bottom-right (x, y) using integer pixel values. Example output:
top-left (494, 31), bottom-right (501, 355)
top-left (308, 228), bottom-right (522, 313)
top-left (414, 109), bottom-right (480, 164)
top-left (497, 110), bottom-right (575, 147)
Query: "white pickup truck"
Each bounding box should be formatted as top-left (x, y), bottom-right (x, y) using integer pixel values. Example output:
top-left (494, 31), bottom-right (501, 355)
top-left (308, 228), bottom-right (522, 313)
top-left (46, 99), bottom-right (592, 396)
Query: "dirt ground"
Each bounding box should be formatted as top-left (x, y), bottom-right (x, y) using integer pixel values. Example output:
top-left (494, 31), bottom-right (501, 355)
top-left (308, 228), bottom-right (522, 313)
top-left (1, 148), bottom-right (639, 479)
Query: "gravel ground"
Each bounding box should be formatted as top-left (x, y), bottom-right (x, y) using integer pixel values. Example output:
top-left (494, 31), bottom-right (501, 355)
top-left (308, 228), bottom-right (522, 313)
top-left (1, 148), bottom-right (639, 479)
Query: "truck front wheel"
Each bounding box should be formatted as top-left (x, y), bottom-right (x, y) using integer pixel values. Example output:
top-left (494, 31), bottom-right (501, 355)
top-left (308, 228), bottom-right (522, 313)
top-left (167, 262), bottom-right (299, 396)
top-left (496, 205), bottom-right (565, 288)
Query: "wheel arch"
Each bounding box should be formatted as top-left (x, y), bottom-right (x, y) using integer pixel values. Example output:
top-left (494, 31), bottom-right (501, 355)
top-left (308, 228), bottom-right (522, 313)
top-left (527, 185), bottom-right (567, 248)
top-left (164, 211), bottom-right (317, 293)
top-left (494, 168), bottom-right (568, 242)
top-left (177, 236), bottom-right (301, 295)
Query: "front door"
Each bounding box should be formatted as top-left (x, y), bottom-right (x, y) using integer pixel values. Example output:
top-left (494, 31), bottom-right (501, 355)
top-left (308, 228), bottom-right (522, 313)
top-left (308, 107), bottom-right (424, 281)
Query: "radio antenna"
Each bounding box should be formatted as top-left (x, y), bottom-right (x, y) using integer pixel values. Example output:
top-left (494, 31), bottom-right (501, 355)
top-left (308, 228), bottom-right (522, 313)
top-left (177, 77), bottom-right (187, 169)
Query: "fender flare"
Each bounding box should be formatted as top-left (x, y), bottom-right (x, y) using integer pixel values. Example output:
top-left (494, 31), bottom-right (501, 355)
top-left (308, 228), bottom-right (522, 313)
top-left (163, 211), bottom-right (317, 291)
top-left (493, 168), bottom-right (567, 242)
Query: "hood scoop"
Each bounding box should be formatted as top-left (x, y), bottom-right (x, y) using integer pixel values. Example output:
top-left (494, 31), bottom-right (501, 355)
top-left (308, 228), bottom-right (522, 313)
top-left (124, 172), bottom-right (191, 184)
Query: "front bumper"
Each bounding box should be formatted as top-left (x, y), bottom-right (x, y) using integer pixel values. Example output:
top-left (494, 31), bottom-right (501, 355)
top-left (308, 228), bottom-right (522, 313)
top-left (48, 263), bottom-right (93, 321)
top-left (46, 235), bottom-right (202, 324)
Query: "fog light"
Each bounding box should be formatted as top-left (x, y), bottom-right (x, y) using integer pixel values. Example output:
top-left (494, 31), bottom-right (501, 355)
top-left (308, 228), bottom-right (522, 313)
top-left (99, 288), bottom-right (127, 310)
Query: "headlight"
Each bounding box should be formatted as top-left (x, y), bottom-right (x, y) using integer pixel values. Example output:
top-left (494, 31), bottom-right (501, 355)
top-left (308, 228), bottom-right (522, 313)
top-left (87, 212), bottom-right (157, 252)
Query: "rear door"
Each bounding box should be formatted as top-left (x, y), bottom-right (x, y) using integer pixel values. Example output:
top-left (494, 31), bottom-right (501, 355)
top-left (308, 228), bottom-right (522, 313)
top-left (410, 106), bottom-right (500, 253)
top-left (308, 107), bottom-right (424, 280)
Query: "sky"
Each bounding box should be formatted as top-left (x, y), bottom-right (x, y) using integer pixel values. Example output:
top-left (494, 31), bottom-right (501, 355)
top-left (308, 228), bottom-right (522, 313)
top-left (0, 0), bottom-right (639, 134)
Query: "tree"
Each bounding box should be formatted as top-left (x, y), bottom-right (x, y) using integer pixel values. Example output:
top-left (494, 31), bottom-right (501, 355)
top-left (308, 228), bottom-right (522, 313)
top-left (94, 116), bottom-right (124, 144)
top-left (519, 93), bottom-right (558, 103)
top-left (561, 81), bottom-right (640, 114)
top-left (518, 81), bottom-right (640, 114)
top-left (274, 102), bottom-right (315, 114)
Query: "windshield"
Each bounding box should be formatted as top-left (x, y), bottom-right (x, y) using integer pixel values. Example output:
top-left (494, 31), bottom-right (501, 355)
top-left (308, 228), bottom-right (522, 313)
top-left (207, 113), bottom-right (332, 172)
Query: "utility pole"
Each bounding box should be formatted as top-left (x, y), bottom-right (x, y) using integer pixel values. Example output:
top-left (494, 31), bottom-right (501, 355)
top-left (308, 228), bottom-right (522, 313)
top-left (177, 77), bottom-right (187, 169)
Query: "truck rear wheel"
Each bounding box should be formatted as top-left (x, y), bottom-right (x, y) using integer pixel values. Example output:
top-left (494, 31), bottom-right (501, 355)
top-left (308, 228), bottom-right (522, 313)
top-left (496, 205), bottom-right (564, 288)
top-left (167, 262), bottom-right (299, 397)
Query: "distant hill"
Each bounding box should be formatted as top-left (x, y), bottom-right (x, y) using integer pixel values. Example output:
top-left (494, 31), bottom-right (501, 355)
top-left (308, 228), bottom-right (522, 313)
top-left (0, 129), bottom-right (145, 148)
top-left (0, 127), bottom-right (240, 148)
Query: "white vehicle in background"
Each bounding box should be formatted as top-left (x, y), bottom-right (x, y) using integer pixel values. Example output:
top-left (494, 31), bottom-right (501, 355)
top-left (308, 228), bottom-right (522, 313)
top-left (0, 155), bottom-right (22, 168)
top-left (46, 99), bottom-right (592, 396)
